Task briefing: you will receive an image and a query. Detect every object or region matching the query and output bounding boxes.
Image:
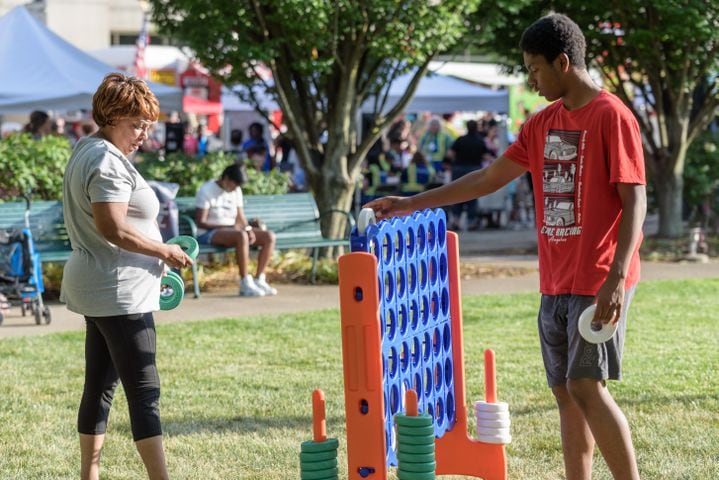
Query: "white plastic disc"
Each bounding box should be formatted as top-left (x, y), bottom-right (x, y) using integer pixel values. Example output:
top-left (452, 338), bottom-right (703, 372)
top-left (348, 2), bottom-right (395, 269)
top-left (357, 208), bottom-right (377, 235)
top-left (475, 410), bottom-right (510, 421)
top-left (578, 304), bottom-right (618, 344)
top-left (474, 401), bottom-right (509, 413)
top-left (477, 417), bottom-right (511, 429)
top-left (477, 432), bottom-right (512, 444)
top-left (477, 426), bottom-right (511, 437)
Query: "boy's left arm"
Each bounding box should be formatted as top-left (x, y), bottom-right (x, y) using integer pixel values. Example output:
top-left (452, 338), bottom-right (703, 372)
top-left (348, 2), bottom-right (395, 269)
top-left (593, 183), bottom-right (647, 325)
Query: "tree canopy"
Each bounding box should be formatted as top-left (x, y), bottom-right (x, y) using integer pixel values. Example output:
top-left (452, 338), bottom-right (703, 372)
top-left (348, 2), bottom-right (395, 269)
top-left (466, 1), bottom-right (719, 237)
top-left (149, 0), bottom-right (480, 239)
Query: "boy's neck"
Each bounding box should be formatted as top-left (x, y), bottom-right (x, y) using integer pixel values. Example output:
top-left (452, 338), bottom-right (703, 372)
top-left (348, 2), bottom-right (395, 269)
top-left (561, 71), bottom-right (602, 111)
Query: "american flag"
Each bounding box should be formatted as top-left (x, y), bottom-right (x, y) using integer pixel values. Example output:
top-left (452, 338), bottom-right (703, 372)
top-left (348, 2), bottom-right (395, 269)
top-left (133, 12), bottom-right (149, 79)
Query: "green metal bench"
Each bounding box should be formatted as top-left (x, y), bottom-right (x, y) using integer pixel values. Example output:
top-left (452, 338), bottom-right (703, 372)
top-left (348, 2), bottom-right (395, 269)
top-left (176, 192), bottom-right (354, 297)
top-left (0, 200), bottom-right (72, 264)
top-left (0, 192), bottom-right (354, 299)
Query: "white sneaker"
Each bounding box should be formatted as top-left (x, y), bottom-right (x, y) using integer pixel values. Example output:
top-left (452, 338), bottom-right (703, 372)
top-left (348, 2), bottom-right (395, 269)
top-left (255, 274), bottom-right (277, 296)
top-left (239, 276), bottom-right (265, 297)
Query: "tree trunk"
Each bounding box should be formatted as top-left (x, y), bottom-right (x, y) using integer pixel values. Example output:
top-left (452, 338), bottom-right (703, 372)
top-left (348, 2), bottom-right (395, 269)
top-left (311, 170), bottom-right (355, 258)
top-left (654, 168), bottom-right (684, 239)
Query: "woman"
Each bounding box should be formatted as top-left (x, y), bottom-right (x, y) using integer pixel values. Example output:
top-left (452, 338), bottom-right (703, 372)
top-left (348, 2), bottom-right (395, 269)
top-left (61, 73), bottom-right (192, 480)
top-left (24, 110), bottom-right (52, 139)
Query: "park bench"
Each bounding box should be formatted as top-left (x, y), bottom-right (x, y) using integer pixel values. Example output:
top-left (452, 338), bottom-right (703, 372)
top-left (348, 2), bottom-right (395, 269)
top-left (0, 192), bottom-right (354, 299)
top-left (0, 199), bottom-right (71, 264)
top-left (175, 192), bottom-right (355, 297)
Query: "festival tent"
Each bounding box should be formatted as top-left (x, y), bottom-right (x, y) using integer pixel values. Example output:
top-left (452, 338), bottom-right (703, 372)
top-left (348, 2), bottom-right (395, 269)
top-left (362, 70), bottom-right (509, 114)
top-left (90, 45), bottom-right (192, 77)
top-left (427, 61), bottom-right (525, 87)
top-left (0, 6), bottom-right (182, 114)
top-left (221, 86), bottom-right (279, 113)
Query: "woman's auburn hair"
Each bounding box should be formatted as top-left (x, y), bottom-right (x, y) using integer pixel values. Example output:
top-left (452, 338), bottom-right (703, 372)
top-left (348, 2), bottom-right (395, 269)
top-left (92, 72), bottom-right (160, 127)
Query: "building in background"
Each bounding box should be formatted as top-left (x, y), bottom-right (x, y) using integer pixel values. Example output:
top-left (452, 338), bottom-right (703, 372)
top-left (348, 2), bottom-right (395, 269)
top-left (0, 0), bottom-right (167, 51)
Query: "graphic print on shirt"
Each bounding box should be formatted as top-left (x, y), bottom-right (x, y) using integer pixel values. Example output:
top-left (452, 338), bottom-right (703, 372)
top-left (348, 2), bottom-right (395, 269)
top-left (541, 129), bottom-right (583, 242)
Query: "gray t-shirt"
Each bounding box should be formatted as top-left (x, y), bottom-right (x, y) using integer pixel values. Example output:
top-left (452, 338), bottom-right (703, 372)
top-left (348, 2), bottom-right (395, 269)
top-left (60, 136), bottom-right (163, 316)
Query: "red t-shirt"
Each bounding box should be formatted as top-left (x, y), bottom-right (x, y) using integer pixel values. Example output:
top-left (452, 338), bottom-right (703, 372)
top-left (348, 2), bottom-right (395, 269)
top-left (505, 90), bottom-right (645, 295)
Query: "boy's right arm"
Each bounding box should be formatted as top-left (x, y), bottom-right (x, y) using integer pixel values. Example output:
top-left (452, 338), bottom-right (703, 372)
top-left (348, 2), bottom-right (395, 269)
top-left (365, 155), bottom-right (526, 220)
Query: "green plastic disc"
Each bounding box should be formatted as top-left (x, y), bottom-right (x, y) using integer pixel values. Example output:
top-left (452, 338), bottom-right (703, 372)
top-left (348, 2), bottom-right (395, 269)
top-left (167, 270), bottom-right (184, 284)
top-left (397, 451), bottom-right (435, 464)
top-left (396, 469), bottom-right (436, 480)
top-left (159, 272), bottom-right (184, 310)
top-left (300, 458), bottom-right (338, 471)
top-left (167, 235), bottom-right (199, 260)
top-left (397, 424), bottom-right (435, 436)
top-left (397, 442), bottom-right (435, 455)
top-left (300, 466), bottom-right (338, 480)
top-left (395, 433), bottom-right (434, 445)
top-left (300, 438), bottom-right (339, 453)
top-left (395, 414), bottom-right (433, 428)
top-left (399, 460), bottom-right (436, 473)
top-left (300, 450), bottom-right (337, 462)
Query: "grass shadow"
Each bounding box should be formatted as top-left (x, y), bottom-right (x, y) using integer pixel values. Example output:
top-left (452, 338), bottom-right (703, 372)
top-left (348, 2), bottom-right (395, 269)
top-left (111, 414), bottom-right (347, 437)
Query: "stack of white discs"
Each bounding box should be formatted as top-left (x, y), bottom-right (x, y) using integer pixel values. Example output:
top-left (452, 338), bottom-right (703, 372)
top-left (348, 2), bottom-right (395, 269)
top-left (474, 401), bottom-right (511, 444)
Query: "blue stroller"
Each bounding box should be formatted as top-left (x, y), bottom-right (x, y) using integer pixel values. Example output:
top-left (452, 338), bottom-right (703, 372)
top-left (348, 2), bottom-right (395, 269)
top-left (0, 196), bottom-right (51, 326)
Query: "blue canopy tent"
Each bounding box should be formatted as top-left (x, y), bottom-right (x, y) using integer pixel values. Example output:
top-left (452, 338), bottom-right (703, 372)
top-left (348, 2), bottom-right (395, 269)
top-left (0, 6), bottom-right (182, 114)
top-left (363, 70), bottom-right (509, 114)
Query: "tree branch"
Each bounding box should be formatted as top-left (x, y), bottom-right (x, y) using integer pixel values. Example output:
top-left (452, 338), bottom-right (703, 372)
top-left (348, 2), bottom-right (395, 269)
top-left (688, 93), bottom-right (719, 145)
top-left (351, 55), bottom-right (436, 172)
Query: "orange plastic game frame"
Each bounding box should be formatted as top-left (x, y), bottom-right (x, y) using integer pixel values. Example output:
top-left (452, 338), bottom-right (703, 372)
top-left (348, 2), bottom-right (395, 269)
top-left (339, 230), bottom-right (507, 479)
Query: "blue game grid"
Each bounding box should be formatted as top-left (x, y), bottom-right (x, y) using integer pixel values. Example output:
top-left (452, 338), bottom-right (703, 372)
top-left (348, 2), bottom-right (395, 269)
top-left (350, 209), bottom-right (456, 467)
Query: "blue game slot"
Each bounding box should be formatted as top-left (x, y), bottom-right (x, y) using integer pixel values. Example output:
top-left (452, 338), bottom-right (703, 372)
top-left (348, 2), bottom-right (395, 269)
top-left (355, 209), bottom-right (456, 468)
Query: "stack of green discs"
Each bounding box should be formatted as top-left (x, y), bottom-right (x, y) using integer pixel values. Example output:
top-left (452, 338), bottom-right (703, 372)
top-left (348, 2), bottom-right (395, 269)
top-left (159, 271), bottom-right (185, 310)
top-left (395, 413), bottom-right (436, 480)
top-left (300, 437), bottom-right (339, 480)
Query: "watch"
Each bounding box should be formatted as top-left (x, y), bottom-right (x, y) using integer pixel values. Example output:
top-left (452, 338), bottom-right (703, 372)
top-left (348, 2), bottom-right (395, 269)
top-left (244, 225), bottom-right (253, 232)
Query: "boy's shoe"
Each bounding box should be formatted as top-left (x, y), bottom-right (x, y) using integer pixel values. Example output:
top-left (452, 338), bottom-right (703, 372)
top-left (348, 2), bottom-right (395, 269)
top-left (239, 276), bottom-right (265, 297)
top-left (255, 274), bottom-right (277, 296)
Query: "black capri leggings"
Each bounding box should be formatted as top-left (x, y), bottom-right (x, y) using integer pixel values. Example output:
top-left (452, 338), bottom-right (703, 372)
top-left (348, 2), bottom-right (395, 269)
top-left (77, 312), bottom-right (162, 441)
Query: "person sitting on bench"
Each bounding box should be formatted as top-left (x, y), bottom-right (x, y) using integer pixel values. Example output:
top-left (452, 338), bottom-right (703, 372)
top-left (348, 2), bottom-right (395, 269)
top-left (195, 164), bottom-right (277, 297)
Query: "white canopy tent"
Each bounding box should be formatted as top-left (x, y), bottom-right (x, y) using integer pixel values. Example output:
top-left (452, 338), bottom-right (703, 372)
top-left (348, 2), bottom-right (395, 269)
top-left (362, 70), bottom-right (509, 114)
top-left (0, 6), bottom-right (182, 114)
top-left (427, 61), bottom-right (525, 87)
top-left (89, 45), bottom-right (192, 74)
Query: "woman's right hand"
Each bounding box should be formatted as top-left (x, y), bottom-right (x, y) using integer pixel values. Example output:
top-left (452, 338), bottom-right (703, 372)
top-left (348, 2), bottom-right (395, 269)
top-left (363, 196), bottom-right (413, 220)
top-left (163, 244), bottom-right (193, 269)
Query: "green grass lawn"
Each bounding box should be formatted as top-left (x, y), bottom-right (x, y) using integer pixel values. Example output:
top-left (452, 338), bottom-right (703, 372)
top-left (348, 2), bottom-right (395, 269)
top-left (1, 279), bottom-right (717, 479)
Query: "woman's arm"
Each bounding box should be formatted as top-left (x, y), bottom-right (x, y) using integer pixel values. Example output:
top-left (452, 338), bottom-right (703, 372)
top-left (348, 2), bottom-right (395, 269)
top-left (93, 202), bottom-right (191, 269)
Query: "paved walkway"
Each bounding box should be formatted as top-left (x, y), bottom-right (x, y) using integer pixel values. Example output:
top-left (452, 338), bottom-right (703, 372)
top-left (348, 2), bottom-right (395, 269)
top-left (2, 248), bottom-right (717, 338)
top-left (3, 215), bottom-right (717, 338)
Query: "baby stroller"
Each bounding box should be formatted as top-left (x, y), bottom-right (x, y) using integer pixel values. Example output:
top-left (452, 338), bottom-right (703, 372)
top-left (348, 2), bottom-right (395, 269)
top-left (0, 196), bottom-right (51, 326)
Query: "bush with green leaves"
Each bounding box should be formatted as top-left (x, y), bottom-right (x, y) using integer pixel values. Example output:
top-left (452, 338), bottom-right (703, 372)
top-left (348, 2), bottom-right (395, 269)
top-left (0, 133), bottom-right (71, 201)
top-left (134, 151), bottom-right (291, 196)
top-left (684, 130), bottom-right (719, 227)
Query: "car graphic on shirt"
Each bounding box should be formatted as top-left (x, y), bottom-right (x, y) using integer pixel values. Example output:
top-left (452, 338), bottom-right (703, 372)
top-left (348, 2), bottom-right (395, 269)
top-left (544, 135), bottom-right (578, 160)
top-left (544, 175), bottom-right (575, 194)
top-left (544, 200), bottom-right (575, 226)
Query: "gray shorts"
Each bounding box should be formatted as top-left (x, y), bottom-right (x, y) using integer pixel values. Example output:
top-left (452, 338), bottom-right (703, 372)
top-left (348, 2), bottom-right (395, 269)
top-left (538, 287), bottom-right (635, 387)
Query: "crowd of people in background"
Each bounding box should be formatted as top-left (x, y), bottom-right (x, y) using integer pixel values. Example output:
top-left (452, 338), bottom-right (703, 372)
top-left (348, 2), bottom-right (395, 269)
top-left (7, 106), bottom-right (535, 231)
top-left (11, 109), bottom-right (99, 143)
top-left (365, 112), bottom-right (535, 231)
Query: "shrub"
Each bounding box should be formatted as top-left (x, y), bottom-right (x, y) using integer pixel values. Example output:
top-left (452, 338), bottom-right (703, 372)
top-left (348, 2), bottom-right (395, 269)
top-left (0, 133), bottom-right (71, 201)
top-left (134, 151), bottom-right (291, 196)
top-left (684, 130), bottom-right (719, 229)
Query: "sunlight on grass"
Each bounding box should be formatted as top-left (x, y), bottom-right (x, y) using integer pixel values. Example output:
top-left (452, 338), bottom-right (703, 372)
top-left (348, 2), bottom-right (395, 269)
top-left (0, 279), bottom-right (717, 479)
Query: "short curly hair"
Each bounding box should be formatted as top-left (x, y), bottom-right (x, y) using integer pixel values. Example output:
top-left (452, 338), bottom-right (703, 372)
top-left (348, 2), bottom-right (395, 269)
top-left (92, 73), bottom-right (160, 127)
top-left (520, 14), bottom-right (587, 69)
